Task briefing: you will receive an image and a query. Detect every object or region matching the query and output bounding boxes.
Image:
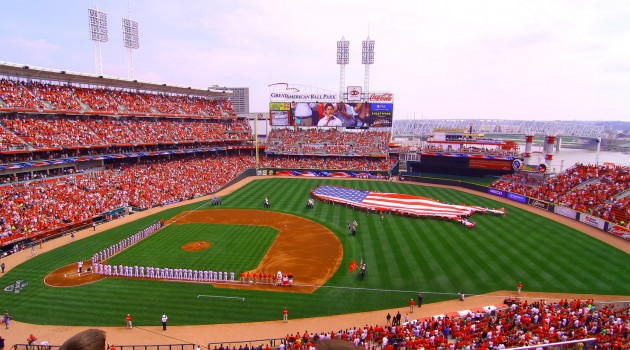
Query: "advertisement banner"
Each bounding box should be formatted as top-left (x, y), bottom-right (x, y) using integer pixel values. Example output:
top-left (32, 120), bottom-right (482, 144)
top-left (554, 206), bottom-right (577, 220)
top-left (579, 214), bottom-right (606, 230)
top-left (269, 102), bottom-right (291, 111)
top-left (527, 198), bottom-right (549, 210)
top-left (270, 110), bottom-right (291, 126)
top-left (347, 86), bottom-right (362, 102)
top-left (268, 102), bottom-right (292, 126)
top-left (368, 103), bottom-right (393, 127)
top-left (608, 225), bottom-right (630, 241)
top-left (507, 192), bottom-right (527, 203)
top-left (469, 158), bottom-right (513, 170)
top-left (367, 92), bottom-right (394, 103)
top-left (487, 188), bottom-right (506, 198)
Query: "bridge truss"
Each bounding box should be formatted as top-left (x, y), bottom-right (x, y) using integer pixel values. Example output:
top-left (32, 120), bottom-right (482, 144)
top-left (392, 119), bottom-right (604, 139)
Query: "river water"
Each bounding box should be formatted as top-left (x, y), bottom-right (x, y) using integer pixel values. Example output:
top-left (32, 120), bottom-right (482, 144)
top-left (524, 147), bottom-right (630, 171)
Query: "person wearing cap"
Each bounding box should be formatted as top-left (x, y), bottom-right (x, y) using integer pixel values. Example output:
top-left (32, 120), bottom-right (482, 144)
top-left (409, 298), bottom-right (415, 313)
top-left (125, 314), bottom-right (132, 329)
top-left (161, 314), bottom-right (168, 331)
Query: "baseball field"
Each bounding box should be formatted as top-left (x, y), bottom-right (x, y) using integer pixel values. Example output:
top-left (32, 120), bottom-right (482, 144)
top-left (2, 177), bottom-right (630, 330)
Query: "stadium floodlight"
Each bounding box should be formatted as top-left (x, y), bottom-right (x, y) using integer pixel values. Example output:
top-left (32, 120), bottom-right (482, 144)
top-left (122, 17), bottom-right (140, 79)
top-left (336, 37), bottom-right (349, 100)
top-left (122, 18), bottom-right (140, 49)
top-left (336, 39), bottom-right (349, 65)
top-left (88, 8), bottom-right (109, 43)
top-left (362, 36), bottom-right (375, 97)
top-left (88, 8), bottom-right (109, 76)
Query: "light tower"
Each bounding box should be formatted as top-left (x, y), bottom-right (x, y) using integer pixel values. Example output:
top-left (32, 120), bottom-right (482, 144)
top-left (336, 37), bottom-right (349, 100)
top-left (122, 15), bottom-right (140, 79)
top-left (88, 8), bottom-right (109, 76)
top-left (362, 36), bottom-right (375, 98)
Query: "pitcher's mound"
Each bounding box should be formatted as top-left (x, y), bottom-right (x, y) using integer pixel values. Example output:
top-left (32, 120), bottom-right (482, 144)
top-left (182, 241), bottom-right (211, 252)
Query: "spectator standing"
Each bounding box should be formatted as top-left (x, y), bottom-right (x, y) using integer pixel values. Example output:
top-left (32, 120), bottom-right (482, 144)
top-left (161, 314), bottom-right (168, 330)
top-left (125, 314), bottom-right (132, 329)
top-left (282, 306), bottom-right (288, 323)
top-left (1, 263), bottom-right (5, 273)
top-left (2, 311), bottom-right (10, 329)
top-left (409, 298), bottom-right (415, 313)
top-left (417, 293), bottom-right (423, 308)
top-left (0, 335), bottom-right (5, 350)
top-left (517, 281), bottom-right (523, 296)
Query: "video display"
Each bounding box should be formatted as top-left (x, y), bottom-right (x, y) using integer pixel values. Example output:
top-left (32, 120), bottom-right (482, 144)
top-left (269, 101), bottom-right (393, 128)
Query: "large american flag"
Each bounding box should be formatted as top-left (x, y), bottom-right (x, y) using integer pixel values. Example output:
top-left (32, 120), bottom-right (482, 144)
top-left (311, 185), bottom-right (505, 228)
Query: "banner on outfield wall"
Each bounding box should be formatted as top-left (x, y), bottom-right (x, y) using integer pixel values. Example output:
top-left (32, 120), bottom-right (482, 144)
top-left (554, 206), bottom-right (578, 220)
top-left (507, 192), bottom-right (527, 203)
top-left (607, 224), bottom-right (630, 241)
top-left (527, 198), bottom-right (549, 210)
top-left (578, 214), bottom-right (606, 230)
top-left (487, 188), bottom-right (506, 198)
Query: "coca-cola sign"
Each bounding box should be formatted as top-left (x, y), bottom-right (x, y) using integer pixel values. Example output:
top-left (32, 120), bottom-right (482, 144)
top-left (368, 93), bottom-right (394, 103)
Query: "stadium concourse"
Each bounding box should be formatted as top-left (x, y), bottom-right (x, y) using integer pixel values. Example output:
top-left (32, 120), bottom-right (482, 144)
top-left (2, 176), bottom-right (629, 348)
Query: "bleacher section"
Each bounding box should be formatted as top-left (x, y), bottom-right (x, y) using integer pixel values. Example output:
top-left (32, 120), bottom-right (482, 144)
top-left (490, 164), bottom-right (630, 226)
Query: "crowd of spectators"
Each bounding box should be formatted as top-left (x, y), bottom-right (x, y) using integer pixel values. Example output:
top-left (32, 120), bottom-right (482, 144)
top-left (0, 79), bottom-right (43, 109)
top-left (490, 164), bottom-right (630, 226)
top-left (259, 155), bottom-right (397, 172)
top-left (0, 153), bottom-right (254, 246)
top-left (0, 77), bottom-right (236, 117)
top-left (0, 114), bottom-right (253, 152)
top-left (265, 128), bottom-right (390, 156)
top-left (272, 298), bottom-right (628, 350)
top-left (281, 299), bottom-right (628, 349)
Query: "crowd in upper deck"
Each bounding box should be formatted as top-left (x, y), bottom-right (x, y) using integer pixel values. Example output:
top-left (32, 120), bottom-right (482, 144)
top-left (0, 78), bottom-right (235, 117)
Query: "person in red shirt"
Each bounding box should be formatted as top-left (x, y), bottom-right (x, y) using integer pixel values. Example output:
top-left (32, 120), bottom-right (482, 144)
top-left (26, 334), bottom-right (37, 346)
top-left (282, 306), bottom-right (288, 323)
top-left (409, 298), bottom-right (415, 313)
top-left (125, 314), bottom-right (132, 329)
top-left (517, 281), bottom-right (523, 296)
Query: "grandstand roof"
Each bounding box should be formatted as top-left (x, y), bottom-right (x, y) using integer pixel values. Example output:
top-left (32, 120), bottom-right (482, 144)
top-left (0, 61), bottom-right (231, 98)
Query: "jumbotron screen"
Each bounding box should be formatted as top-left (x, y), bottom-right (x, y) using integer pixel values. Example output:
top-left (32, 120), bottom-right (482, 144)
top-left (269, 101), bottom-right (393, 128)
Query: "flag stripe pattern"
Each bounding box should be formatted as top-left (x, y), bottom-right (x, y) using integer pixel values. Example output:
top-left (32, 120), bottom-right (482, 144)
top-left (311, 185), bottom-right (505, 228)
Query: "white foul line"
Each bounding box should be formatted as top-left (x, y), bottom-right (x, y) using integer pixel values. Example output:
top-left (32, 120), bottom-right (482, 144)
top-left (197, 295), bottom-right (245, 301)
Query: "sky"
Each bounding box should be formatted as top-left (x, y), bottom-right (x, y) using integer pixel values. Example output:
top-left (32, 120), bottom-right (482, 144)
top-left (1, 0), bottom-right (629, 122)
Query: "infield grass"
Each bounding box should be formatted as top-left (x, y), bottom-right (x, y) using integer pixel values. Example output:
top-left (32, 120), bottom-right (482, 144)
top-left (2, 177), bottom-right (629, 326)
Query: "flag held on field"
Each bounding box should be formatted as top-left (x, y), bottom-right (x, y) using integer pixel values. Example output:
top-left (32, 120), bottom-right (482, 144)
top-left (311, 185), bottom-right (506, 229)
top-left (348, 260), bottom-right (358, 273)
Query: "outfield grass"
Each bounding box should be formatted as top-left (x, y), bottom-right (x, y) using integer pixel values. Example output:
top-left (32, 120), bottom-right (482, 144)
top-left (2, 178), bottom-right (629, 326)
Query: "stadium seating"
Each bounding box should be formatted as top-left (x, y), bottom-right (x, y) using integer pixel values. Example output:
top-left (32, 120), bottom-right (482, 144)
top-left (278, 299), bottom-right (628, 349)
top-left (490, 164), bottom-right (630, 226)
